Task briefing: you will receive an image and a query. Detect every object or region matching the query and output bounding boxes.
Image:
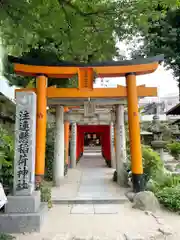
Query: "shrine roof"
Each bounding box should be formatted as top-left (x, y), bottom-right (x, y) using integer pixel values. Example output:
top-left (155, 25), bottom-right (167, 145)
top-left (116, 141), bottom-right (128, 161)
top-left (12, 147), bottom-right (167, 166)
top-left (8, 55), bottom-right (163, 67)
top-left (166, 103), bottom-right (180, 115)
top-left (8, 54), bottom-right (164, 78)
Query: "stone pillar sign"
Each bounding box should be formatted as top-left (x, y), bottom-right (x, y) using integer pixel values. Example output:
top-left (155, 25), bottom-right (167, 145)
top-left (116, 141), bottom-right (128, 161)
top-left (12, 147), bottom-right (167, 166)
top-left (54, 106), bottom-right (64, 186)
top-left (70, 122), bottom-right (77, 168)
top-left (116, 105), bottom-right (126, 186)
top-left (0, 91), bottom-right (47, 234)
top-left (14, 91), bottom-right (37, 196)
top-left (110, 122), bottom-right (116, 169)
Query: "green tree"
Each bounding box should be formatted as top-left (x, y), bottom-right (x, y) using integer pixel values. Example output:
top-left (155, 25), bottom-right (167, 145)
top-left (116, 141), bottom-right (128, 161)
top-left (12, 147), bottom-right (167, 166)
top-left (128, 6), bottom-right (180, 99)
top-left (4, 42), bottom-right (79, 88)
top-left (0, 0), bottom-right (120, 87)
top-left (1, 0), bottom-right (180, 87)
top-left (0, 0), bottom-right (119, 57)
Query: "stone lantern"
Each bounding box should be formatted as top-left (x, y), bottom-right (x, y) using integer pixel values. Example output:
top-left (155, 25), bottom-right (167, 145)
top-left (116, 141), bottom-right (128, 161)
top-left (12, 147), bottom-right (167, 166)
top-left (150, 115), bottom-right (166, 162)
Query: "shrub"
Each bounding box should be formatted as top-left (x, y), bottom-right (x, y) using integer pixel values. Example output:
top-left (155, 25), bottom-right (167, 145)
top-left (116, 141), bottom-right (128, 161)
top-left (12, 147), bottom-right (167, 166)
top-left (175, 163), bottom-right (180, 171)
top-left (146, 172), bottom-right (180, 193)
top-left (45, 141), bottom-right (54, 181)
top-left (45, 125), bottom-right (55, 181)
top-left (0, 126), bottom-right (14, 194)
top-left (125, 145), bottom-right (163, 186)
top-left (0, 234), bottom-right (15, 240)
top-left (156, 173), bottom-right (180, 188)
top-left (167, 142), bottom-right (180, 160)
top-left (142, 145), bottom-right (163, 184)
top-left (146, 169), bottom-right (180, 211)
top-left (64, 149), bottom-right (68, 176)
top-left (40, 181), bottom-right (53, 209)
top-left (156, 186), bottom-right (180, 212)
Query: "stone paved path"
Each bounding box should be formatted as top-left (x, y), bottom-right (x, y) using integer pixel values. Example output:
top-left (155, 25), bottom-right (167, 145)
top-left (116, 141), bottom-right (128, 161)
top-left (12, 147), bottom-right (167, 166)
top-left (14, 203), bottom-right (180, 240)
top-left (52, 148), bottom-right (127, 203)
top-left (14, 147), bottom-right (180, 240)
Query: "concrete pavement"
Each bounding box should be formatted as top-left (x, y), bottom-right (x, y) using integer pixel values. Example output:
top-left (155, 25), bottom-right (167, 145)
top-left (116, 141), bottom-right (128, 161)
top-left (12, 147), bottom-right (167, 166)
top-left (14, 147), bottom-right (180, 239)
top-left (52, 148), bottom-right (128, 204)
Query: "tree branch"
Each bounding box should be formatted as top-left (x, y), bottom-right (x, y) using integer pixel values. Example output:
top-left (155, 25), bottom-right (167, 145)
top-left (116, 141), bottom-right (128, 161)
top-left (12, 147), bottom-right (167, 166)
top-left (58, 0), bottom-right (115, 17)
top-left (58, 0), bottom-right (108, 59)
top-left (59, 1), bottom-right (74, 54)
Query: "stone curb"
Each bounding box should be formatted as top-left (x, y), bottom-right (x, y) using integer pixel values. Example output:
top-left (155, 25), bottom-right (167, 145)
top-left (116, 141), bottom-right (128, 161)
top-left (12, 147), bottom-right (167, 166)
top-left (52, 198), bottom-right (128, 205)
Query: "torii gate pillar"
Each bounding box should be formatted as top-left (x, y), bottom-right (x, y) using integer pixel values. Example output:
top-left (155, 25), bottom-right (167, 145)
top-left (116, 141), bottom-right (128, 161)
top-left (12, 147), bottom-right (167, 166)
top-left (126, 73), bottom-right (144, 192)
top-left (35, 75), bottom-right (47, 186)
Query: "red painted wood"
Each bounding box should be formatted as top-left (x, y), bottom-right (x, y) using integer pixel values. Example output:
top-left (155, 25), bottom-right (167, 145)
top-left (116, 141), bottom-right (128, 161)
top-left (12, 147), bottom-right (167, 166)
top-left (77, 125), bottom-right (111, 162)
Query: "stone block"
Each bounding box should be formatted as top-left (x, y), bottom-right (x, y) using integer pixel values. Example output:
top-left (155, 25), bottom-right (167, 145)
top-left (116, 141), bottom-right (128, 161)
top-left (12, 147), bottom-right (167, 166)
top-left (71, 204), bottom-right (94, 214)
top-left (5, 191), bottom-right (41, 214)
top-left (94, 204), bottom-right (120, 214)
top-left (0, 203), bottom-right (47, 233)
top-left (132, 191), bottom-right (160, 212)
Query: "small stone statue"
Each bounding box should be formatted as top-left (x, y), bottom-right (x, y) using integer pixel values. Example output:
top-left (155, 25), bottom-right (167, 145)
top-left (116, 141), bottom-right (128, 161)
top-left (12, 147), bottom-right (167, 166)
top-left (150, 115), bottom-right (162, 139)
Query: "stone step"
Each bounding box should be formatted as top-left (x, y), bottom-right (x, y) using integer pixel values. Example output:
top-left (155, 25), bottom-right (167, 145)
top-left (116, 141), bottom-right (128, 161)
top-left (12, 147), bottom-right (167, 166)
top-left (52, 197), bottom-right (128, 205)
top-left (84, 150), bottom-right (102, 153)
top-left (0, 203), bottom-right (48, 233)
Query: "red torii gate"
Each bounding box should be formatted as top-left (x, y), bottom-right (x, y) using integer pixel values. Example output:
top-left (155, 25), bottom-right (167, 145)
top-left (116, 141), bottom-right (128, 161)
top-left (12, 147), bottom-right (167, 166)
top-left (76, 125), bottom-right (111, 166)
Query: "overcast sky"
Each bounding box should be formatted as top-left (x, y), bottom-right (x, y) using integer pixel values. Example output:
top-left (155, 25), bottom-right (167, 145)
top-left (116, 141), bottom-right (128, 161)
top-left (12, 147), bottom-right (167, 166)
top-left (0, 76), bottom-right (16, 100)
top-left (94, 65), bottom-right (179, 97)
top-left (95, 40), bottom-right (179, 97)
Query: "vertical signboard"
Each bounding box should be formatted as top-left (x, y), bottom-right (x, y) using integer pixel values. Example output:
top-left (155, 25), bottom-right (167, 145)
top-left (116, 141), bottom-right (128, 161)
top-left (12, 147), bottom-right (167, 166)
top-left (14, 92), bottom-right (36, 196)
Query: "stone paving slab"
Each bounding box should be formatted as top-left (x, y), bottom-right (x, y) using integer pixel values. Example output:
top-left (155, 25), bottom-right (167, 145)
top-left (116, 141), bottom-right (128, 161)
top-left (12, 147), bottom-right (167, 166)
top-left (70, 204), bottom-right (94, 214)
top-left (52, 152), bottom-right (129, 202)
top-left (94, 204), bottom-right (120, 214)
top-left (13, 203), bottom-right (180, 240)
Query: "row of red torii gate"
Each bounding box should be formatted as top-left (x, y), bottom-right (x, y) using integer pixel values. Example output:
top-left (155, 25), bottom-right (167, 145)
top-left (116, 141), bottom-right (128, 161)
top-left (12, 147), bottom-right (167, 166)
top-left (72, 125), bottom-right (112, 165)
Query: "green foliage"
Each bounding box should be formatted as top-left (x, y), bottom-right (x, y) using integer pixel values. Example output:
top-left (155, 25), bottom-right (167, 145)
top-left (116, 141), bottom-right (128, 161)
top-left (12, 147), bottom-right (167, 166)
top-left (145, 160), bottom-right (180, 211)
top-left (4, 48), bottom-right (79, 88)
top-left (45, 125), bottom-right (55, 182)
top-left (45, 142), bottom-right (54, 182)
top-left (156, 186), bottom-right (180, 212)
top-left (129, 5), bottom-right (180, 96)
top-left (45, 120), bottom-right (69, 181)
top-left (40, 180), bottom-right (53, 209)
top-left (155, 173), bottom-right (180, 188)
top-left (0, 1), bottom-right (119, 58)
top-left (2, 1), bottom-right (179, 88)
top-left (147, 171), bottom-right (180, 192)
top-left (64, 148), bottom-right (68, 176)
top-left (125, 144), bottom-right (163, 186)
top-left (0, 125), bottom-right (14, 192)
top-left (167, 141), bottom-right (180, 160)
top-left (142, 145), bottom-right (163, 183)
top-left (126, 121), bottom-right (180, 212)
top-left (1, 0), bottom-right (179, 57)
top-left (0, 0), bottom-right (124, 88)
top-left (175, 163), bottom-right (180, 170)
top-left (0, 234), bottom-right (15, 240)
